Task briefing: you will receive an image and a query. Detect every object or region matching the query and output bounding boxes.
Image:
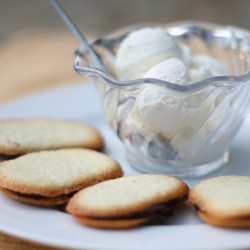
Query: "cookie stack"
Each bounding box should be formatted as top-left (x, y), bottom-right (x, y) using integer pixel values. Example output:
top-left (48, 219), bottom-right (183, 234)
top-left (0, 119), bottom-right (249, 230)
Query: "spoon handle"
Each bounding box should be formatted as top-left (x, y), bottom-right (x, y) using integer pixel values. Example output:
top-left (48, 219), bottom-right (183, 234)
top-left (50, 0), bottom-right (106, 70)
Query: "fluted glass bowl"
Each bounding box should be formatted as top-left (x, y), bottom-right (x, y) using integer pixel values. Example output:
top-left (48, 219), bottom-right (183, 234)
top-left (74, 21), bottom-right (250, 177)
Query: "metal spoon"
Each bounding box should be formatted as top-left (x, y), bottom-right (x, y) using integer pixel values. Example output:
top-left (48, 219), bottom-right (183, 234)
top-left (50, 0), bottom-right (106, 70)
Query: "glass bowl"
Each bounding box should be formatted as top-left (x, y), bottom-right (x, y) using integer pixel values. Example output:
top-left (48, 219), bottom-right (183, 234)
top-left (74, 21), bottom-right (250, 177)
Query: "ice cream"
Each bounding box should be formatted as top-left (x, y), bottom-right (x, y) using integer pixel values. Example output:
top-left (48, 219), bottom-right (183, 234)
top-left (143, 57), bottom-right (188, 84)
top-left (134, 58), bottom-right (190, 139)
top-left (115, 28), bottom-right (183, 80)
top-left (189, 55), bottom-right (229, 82)
top-left (115, 27), bottom-right (230, 164)
top-left (135, 85), bottom-right (192, 141)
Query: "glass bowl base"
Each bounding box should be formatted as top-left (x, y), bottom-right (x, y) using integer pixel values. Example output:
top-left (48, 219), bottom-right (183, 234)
top-left (127, 150), bottom-right (230, 178)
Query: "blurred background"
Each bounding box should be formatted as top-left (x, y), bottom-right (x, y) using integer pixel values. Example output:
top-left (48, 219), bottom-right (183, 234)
top-left (2, 0), bottom-right (250, 39)
top-left (1, 0), bottom-right (250, 102)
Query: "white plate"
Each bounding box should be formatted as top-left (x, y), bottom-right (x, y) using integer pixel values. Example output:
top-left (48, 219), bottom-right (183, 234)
top-left (0, 82), bottom-right (249, 250)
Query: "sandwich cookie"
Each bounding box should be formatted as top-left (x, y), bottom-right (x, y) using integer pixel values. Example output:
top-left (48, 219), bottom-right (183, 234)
top-left (67, 174), bottom-right (189, 229)
top-left (0, 119), bottom-right (103, 155)
top-left (0, 149), bottom-right (122, 206)
top-left (189, 176), bottom-right (250, 228)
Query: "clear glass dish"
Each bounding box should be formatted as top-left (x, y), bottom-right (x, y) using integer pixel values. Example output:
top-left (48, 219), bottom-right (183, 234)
top-left (74, 21), bottom-right (250, 177)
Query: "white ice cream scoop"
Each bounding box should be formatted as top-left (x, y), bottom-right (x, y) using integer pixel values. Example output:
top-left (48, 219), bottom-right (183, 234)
top-left (189, 55), bottom-right (229, 82)
top-left (135, 85), bottom-right (193, 140)
top-left (143, 57), bottom-right (188, 84)
top-left (131, 58), bottom-right (190, 139)
top-left (115, 27), bottom-right (183, 80)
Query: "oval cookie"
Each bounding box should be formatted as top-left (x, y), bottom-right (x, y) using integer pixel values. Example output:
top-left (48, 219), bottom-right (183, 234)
top-left (67, 174), bottom-right (189, 229)
top-left (189, 175), bottom-right (250, 228)
top-left (0, 119), bottom-right (103, 155)
top-left (0, 149), bottom-right (122, 206)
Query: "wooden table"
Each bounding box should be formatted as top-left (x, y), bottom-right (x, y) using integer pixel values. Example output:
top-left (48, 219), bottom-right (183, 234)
top-left (0, 31), bottom-right (83, 250)
top-left (0, 31), bottom-right (80, 103)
